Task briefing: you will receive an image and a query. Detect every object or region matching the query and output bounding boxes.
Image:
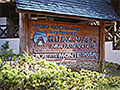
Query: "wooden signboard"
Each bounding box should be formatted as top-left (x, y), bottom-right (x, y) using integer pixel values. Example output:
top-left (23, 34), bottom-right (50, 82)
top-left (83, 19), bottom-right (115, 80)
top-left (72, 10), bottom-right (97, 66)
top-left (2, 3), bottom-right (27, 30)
top-left (29, 20), bottom-right (100, 62)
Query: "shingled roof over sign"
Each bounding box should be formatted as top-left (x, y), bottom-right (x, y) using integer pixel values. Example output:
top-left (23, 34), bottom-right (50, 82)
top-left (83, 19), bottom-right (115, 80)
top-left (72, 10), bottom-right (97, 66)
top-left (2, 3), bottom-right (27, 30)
top-left (16, 0), bottom-right (120, 21)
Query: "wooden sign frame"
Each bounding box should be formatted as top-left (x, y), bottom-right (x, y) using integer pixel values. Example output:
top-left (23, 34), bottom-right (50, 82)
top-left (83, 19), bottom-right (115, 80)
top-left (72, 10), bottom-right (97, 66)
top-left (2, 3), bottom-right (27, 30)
top-left (19, 13), bottom-right (105, 72)
top-left (29, 20), bottom-right (100, 63)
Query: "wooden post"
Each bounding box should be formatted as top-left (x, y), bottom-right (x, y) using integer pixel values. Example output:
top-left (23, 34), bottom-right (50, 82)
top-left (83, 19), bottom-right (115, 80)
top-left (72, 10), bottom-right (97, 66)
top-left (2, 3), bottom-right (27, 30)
top-left (19, 13), bottom-right (29, 54)
top-left (113, 22), bottom-right (117, 49)
top-left (97, 21), bottom-right (105, 72)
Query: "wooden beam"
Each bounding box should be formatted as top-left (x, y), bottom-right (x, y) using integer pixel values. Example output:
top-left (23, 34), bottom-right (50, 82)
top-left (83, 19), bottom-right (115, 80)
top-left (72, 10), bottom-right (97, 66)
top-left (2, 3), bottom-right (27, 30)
top-left (19, 13), bottom-right (29, 54)
top-left (105, 29), bottom-right (113, 39)
top-left (105, 23), bottom-right (113, 27)
top-left (107, 25), bottom-right (113, 32)
top-left (97, 21), bottom-right (105, 72)
top-left (78, 21), bottom-right (92, 24)
top-left (16, 9), bottom-right (116, 22)
top-left (113, 22), bottom-right (117, 49)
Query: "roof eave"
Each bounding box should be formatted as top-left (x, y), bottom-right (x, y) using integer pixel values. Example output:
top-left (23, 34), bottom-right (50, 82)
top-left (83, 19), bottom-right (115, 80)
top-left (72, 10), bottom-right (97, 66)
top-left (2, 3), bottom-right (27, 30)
top-left (17, 8), bottom-right (118, 22)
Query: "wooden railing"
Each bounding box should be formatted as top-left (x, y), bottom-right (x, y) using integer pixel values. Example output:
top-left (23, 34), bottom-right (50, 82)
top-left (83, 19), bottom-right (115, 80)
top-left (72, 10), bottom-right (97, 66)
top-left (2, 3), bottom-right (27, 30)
top-left (105, 22), bottom-right (120, 50)
top-left (79, 21), bottom-right (120, 50)
top-left (105, 23), bottom-right (114, 41)
top-left (0, 0), bottom-right (15, 3)
top-left (0, 25), bottom-right (19, 38)
top-left (113, 28), bottom-right (120, 50)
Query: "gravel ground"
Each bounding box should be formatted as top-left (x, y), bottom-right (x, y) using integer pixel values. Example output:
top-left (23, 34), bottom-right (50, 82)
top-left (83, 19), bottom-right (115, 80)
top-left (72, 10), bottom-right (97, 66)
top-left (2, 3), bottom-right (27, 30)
top-left (61, 61), bottom-right (120, 76)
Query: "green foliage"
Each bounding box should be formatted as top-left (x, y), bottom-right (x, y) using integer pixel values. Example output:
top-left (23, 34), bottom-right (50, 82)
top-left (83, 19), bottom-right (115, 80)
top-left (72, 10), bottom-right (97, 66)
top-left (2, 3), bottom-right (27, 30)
top-left (0, 41), bottom-right (21, 62)
top-left (105, 61), bottom-right (119, 70)
top-left (0, 41), bottom-right (120, 89)
top-left (0, 54), bottom-right (120, 90)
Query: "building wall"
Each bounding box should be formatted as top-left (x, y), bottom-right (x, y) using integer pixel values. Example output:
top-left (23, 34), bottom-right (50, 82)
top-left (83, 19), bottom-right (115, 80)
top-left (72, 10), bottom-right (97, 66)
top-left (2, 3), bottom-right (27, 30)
top-left (105, 41), bottom-right (120, 64)
top-left (0, 39), bottom-right (120, 64)
top-left (0, 38), bottom-right (19, 54)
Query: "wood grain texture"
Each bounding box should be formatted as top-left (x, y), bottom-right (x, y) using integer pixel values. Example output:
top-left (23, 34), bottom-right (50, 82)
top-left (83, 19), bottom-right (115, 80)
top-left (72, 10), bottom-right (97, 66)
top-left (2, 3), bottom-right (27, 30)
top-left (97, 21), bottom-right (105, 72)
top-left (19, 13), bottom-right (29, 54)
top-left (29, 20), bottom-right (100, 62)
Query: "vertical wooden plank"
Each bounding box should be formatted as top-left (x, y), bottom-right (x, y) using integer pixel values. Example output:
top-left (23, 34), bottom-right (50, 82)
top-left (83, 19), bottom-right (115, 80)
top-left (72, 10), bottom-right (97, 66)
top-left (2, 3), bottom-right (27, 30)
top-left (97, 21), bottom-right (105, 72)
top-left (113, 22), bottom-right (117, 49)
top-left (28, 14), bottom-right (31, 54)
top-left (19, 13), bottom-right (29, 54)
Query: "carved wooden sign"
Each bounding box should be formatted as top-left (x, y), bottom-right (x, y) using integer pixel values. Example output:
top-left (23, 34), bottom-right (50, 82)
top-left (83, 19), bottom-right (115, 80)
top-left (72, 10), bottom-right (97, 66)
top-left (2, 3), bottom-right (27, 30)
top-left (29, 20), bottom-right (100, 62)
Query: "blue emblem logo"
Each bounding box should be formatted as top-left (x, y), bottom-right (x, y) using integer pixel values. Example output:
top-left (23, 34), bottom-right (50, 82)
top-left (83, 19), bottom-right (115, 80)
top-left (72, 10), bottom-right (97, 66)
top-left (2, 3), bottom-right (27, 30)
top-left (33, 31), bottom-right (47, 45)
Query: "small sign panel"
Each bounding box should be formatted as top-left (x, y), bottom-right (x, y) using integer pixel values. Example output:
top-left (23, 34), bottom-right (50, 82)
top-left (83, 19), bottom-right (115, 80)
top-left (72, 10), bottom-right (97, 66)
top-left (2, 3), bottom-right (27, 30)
top-left (29, 20), bottom-right (100, 62)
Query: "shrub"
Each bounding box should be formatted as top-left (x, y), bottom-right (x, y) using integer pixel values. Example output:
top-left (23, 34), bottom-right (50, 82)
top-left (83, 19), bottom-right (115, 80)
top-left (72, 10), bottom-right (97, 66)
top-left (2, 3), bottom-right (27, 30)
top-left (0, 54), bottom-right (120, 90)
top-left (0, 41), bottom-right (21, 62)
top-left (0, 42), bottom-right (120, 90)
